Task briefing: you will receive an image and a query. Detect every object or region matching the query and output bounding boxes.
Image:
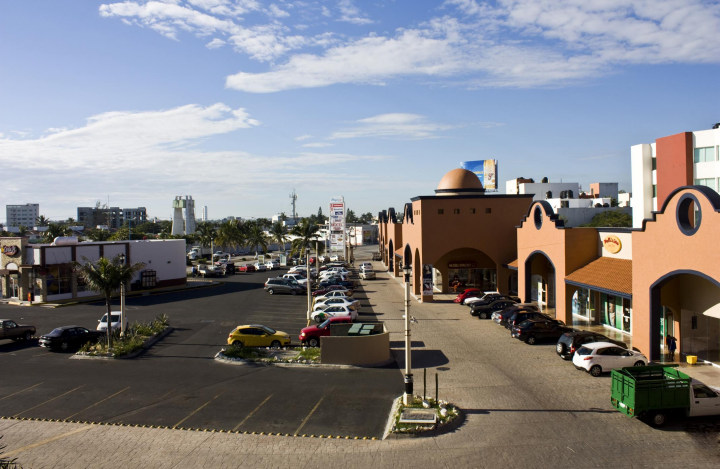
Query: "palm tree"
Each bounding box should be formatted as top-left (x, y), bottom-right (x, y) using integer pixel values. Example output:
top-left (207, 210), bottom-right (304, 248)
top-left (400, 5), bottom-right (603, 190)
top-left (66, 217), bottom-right (76, 224)
top-left (85, 229), bottom-right (111, 242)
top-left (42, 223), bottom-right (71, 243)
top-left (268, 221), bottom-right (289, 253)
top-left (35, 215), bottom-right (49, 227)
top-left (245, 222), bottom-right (268, 258)
top-left (71, 256), bottom-right (144, 350)
top-left (195, 222), bottom-right (215, 254)
top-left (16, 226), bottom-right (29, 237)
top-left (290, 219), bottom-right (321, 261)
top-left (216, 220), bottom-right (245, 253)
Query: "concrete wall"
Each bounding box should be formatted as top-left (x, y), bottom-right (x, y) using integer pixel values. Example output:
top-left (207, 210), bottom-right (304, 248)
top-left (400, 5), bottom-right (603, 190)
top-left (519, 182), bottom-right (580, 200)
top-left (631, 143), bottom-right (654, 228)
top-left (320, 329), bottom-right (391, 366)
top-left (129, 240), bottom-right (187, 286)
top-left (656, 132), bottom-right (693, 209)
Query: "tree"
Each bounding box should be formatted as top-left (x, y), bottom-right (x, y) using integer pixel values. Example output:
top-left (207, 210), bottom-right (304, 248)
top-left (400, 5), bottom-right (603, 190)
top-left (610, 197), bottom-right (619, 207)
top-left (316, 207), bottom-right (326, 224)
top-left (245, 222), bottom-right (269, 257)
top-left (66, 217), bottom-right (76, 224)
top-left (255, 218), bottom-right (271, 229)
top-left (280, 212), bottom-right (288, 222)
top-left (618, 190), bottom-right (627, 194)
top-left (71, 256), bottom-right (144, 350)
top-left (109, 227), bottom-right (144, 241)
top-left (16, 226), bottom-right (29, 237)
top-left (579, 210), bottom-right (632, 228)
top-left (42, 223), bottom-right (72, 243)
top-left (195, 222), bottom-right (215, 251)
top-left (290, 219), bottom-right (321, 259)
top-left (359, 212), bottom-right (374, 224)
top-left (216, 220), bottom-right (245, 252)
top-left (85, 229), bottom-right (112, 242)
top-left (35, 215), bottom-right (49, 227)
top-left (346, 209), bottom-right (358, 223)
top-left (268, 221), bottom-right (289, 252)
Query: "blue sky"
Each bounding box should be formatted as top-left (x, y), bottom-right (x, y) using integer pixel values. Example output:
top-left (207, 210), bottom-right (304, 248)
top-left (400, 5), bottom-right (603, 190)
top-left (1, 0), bottom-right (719, 222)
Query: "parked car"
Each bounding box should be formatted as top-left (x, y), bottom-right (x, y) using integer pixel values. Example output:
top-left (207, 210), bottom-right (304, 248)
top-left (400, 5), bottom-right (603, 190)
top-left (470, 299), bottom-right (518, 319)
top-left (0, 319), bottom-right (36, 341)
top-left (465, 293), bottom-right (518, 306)
top-left (38, 326), bottom-right (102, 352)
top-left (330, 255), bottom-right (344, 262)
top-left (611, 366), bottom-right (720, 426)
top-left (253, 262), bottom-right (268, 272)
top-left (265, 261), bottom-right (278, 270)
top-left (319, 278), bottom-right (354, 289)
top-left (359, 269), bottom-right (376, 280)
top-left (492, 304), bottom-right (538, 327)
top-left (556, 331), bottom-right (628, 360)
top-left (238, 264), bottom-right (256, 273)
top-left (96, 313), bottom-right (126, 333)
top-left (311, 305), bottom-right (358, 323)
top-left (573, 342), bottom-right (648, 376)
top-left (511, 318), bottom-right (575, 345)
top-left (312, 288), bottom-right (353, 299)
top-left (505, 309), bottom-right (561, 330)
top-left (453, 288), bottom-right (482, 304)
top-left (264, 278), bottom-right (305, 295)
top-left (227, 325), bottom-right (291, 348)
top-left (198, 264), bottom-right (222, 277)
top-left (222, 263), bottom-right (236, 274)
top-left (313, 297), bottom-right (360, 311)
top-left (299, 316), bottom-right (354, 347)
top-left (283, 273), bottom-right (308, 285)
top-left (359, 262), bottom-right (373, 271)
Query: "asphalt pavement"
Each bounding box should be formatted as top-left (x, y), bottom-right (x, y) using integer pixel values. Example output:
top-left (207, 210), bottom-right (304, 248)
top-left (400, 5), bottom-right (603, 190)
top-left (0, 266), bottom-right (402, 438)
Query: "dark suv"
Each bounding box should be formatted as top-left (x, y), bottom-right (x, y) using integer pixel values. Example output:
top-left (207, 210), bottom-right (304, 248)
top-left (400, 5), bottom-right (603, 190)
top-left (511, 318), bottom-right (575, 345)
top-left (506, 309), bottom-right (561, 330)
top-left (264, 278), bottom-right (305, 295)
top-left (471, 299), bottom-right (518, 319)
top-left (556, 331), bottom-right (628, 359)
top-left (493, 304), bottom-right (538, 327)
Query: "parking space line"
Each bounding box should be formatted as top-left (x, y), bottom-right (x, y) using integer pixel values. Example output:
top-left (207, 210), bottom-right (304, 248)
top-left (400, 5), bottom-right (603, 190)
top-left (293, 396), bottom-right (324, 435)
top-left (172, 391), bottom-right (224, 429)
top-left (1, 426), bottom-right (92, 460)
top-left (65, 387), bottom-right (130, 420)
top-left (0, 383), bottom-right (43, 401)
top-left (232, 394), bottom-right (273, 431)
top-left (13, 385), bottom-right (86, 417)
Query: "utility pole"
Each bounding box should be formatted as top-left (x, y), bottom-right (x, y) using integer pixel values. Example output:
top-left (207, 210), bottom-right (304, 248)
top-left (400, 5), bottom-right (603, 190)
top-left (306, 247), bottom-right (311, 323)
top-left (403, 262), bottom-right (413, 405)
top-left (289, 190), bottom-right (298, 222)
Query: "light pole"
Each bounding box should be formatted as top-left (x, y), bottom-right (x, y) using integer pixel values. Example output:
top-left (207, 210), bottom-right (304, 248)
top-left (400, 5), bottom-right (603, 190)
top-left (402, 262), bottom-right (413, 405)
top-left (210, 236), bottom-right (214, 264)
top-left (119, 253), bottom-right (127, 336)
top-left (306, 247), bottom-right (311, 323)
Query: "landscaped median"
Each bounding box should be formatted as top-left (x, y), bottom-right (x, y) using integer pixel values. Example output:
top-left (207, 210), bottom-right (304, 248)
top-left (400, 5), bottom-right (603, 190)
top-left (384, 395), bottom-right (463, 439)
top-left (72, 314), bottom-right (172, 360)
top-left (215, 345), bottom-right (322, 366)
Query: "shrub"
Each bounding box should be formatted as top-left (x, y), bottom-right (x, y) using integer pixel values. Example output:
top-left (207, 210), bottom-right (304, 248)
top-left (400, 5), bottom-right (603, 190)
top-left (295, 347), bottom-right (320, 361)
top-left (224, 344), bottom-right (264, 360)
top-left (79, 316), bottom-right (170, 358)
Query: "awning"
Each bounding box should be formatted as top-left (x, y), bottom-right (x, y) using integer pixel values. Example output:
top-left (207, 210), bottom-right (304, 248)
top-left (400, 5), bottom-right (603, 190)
top-left (504, 259), bottom-right (518, 271)
top-left (565, 257), bottom-right (632, 299)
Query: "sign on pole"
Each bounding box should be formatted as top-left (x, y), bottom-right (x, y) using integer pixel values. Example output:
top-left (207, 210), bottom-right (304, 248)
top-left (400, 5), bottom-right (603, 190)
top-left (329, 196), bottom-right (345, 257)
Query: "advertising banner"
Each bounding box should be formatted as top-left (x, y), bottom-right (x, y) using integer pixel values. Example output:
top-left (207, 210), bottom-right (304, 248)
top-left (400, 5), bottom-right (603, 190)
top-left (422, 264), bottom-right (434, 296)
top-left (460, 160), bottom-right (498, 190)
top-left (330, 233), bottom-right (344, 247)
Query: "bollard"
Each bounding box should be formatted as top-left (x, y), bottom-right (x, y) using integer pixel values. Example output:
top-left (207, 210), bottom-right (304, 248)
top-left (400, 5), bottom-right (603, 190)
top-left (435, 372), bottom-right (439, 403)
top-left (423, 368), bottom-right (427, 400)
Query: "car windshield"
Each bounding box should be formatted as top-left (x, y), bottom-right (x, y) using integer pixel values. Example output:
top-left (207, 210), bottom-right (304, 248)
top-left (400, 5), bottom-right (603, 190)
top-left (100, 315), bottom-right (120, 322)
top-left (319, 319), bottom-right (331, 329)
top-left (517, 320), bottom-right (532, 328)
top-left (262, 326), bottom-right (276, 335)
top-left (46, 328), bottom-right (65, 337)
top-left (576, 346), bottom-right (592, 356)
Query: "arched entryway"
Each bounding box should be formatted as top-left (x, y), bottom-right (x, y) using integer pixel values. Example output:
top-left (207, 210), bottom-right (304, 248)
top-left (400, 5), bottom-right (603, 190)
top-left (524, 251), bottom-right (556, 317)
top-left (413, 248), bottom-right (421, 296)
top-left (432, 248), bottom-right (497, 294)
top-left (650, 270), bottom-right (720, 363)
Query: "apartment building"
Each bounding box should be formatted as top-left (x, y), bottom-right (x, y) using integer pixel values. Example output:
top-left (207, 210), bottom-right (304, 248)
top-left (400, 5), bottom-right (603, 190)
top-left (6, 204), bottom-right (39, 227)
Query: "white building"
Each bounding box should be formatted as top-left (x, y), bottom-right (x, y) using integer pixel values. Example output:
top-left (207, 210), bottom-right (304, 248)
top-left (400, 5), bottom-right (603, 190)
top-left (505, 178), bottom-right (581, 201)
top-left (631, 124), bottom-right (720, 228)
top-left (202, 206), bottom-right (208, 221)
top-left (171, 196), bottom-right (197, 235)
top-left (6, 204), bottom-right (39, 227)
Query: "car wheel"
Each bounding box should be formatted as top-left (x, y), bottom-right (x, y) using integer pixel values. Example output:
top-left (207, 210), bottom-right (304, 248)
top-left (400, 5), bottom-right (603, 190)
top-left (60, 342), bottom-right (69, 352)
top-left (24, 331), bottom-right (33, 341)
top-left (589, 365), bottom-right (602, 377)
top-left (268, 289), bottom-right (274, 295)
top-left (556, 343), bottom-right (566, 355)
top-left (650, 412), bottom-right (667, 427)
top-left (526, 336), bottom-right (536, 345)
top-left (291, 290), bottom-right (297, 296)
top-left (634, 361), bottom-right (645, 367)
top-left (308, 337), bottom-right (320, 347)
top-left (479, 312), bottom-right (487, 319)
top-left (271, 340), bottom-right (281, 348)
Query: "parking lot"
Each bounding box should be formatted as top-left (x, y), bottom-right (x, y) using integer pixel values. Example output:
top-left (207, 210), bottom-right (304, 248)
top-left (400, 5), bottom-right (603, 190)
top-left (0, 266), bottom-right (402, 438)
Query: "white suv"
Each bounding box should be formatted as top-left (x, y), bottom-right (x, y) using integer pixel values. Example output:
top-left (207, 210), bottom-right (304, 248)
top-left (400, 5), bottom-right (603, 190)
top-left (283, 273), bottom-right (308, 285)
top-left (572, 342), bottom-right (648, 377)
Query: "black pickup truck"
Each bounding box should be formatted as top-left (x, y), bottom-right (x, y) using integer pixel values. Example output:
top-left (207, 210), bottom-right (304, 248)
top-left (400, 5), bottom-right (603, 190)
top-left (0, 319), bottom-right (36, 341)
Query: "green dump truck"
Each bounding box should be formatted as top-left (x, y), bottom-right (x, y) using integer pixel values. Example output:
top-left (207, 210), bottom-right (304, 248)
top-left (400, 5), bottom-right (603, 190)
top-left (611, 365), bottom-right (720, 426)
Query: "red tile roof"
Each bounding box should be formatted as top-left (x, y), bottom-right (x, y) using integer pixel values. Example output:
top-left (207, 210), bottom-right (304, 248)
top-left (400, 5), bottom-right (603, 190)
top-left (565, 257), bottom-right (632, 296)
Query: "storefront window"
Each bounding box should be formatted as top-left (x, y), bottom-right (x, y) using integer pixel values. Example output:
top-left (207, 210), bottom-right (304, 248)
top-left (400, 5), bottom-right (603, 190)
top-left (600, 293), bottom-right (631, 334)
top-left (572, 288), bottom-right (590, 318)
top-left (47, 265), bottom-right (72, 296)
top-left (448, 268), bottom-right (496, 291)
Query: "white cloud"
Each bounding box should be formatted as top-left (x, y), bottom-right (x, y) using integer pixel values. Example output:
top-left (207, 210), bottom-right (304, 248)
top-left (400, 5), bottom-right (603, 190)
top-left (329, 113), bottom-right (460, 140)
top-left (301, 142), bottom-right (334, 147)
top-left (337, 0), bottom-right (373, 25)
top-left (206, 37), bottom-right (226, 48)
top-left (44, 127), bottom-right (70, 134)
top-left (9, 130), bottom-right (32, 138)
top-left (295, 134), bottom-right (313, 141)
top-left (268, 4), bottom-right (290, 18)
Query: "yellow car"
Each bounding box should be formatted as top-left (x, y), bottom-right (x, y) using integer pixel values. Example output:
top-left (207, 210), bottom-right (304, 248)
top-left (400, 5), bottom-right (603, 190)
top-left (227, 325), bottom-right (291, 348)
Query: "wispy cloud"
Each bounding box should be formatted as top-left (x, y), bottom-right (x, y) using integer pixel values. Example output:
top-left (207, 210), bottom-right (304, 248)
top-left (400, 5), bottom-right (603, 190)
top-left (206, 37), bottom-right (226, 49)
top-left (337, 0), bottom-right (373, 25)
top-left (268, 3), bottom-right (289, 18)
top-left (328, 113), bottom-right (465, 140)
top-left (295, 134), bottom-right (313, 141)
top-left (301, 142), bottom-right (334, 148)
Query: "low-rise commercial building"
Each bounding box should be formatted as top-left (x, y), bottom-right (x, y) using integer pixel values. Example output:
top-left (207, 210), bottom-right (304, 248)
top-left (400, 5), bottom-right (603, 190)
top-left (0, 238), bottom-right (186, 302)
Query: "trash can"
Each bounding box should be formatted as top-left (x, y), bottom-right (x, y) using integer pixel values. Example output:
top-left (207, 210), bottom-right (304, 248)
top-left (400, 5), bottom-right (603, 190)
top-left (686, 355), bottom-right (697, 365)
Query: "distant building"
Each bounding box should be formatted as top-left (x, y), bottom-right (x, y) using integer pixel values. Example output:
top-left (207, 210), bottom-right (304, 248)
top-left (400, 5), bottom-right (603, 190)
top-left (77, 206), bottom-right (146, 229)
top-left (505, 178), bottom-right (580, 201)
top-left (171, 196), bottom-right (196, 235)
top-left (6, 204), bottom-right (39, 227)
top-left (202, 206), bottom-right (208, 221)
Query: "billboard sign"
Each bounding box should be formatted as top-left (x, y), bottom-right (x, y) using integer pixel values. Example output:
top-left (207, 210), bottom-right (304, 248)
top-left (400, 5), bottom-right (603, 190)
top-left (460, 160), bottom-right (498, 190)
top-left (423, 264), bottom-right (433, 296)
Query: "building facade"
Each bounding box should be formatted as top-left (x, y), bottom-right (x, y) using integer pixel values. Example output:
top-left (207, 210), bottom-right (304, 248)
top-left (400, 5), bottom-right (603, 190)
top-left (77, 206), bottom-right (146, 229)
top-left (171, 196), bottom-right (196, 236)
top-left (6, 204), bottom-right (39, 228)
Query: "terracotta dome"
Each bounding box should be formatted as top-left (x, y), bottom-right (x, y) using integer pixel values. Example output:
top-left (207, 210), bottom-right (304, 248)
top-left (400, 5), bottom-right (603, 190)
top-left (435, 168), bottom-right (484, 194)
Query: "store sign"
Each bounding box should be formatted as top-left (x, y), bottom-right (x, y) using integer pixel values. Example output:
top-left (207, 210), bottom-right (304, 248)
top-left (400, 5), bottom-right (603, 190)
top-left (602, 235), bottom-right (622, 254)
top-left (422, 264), bottom-right (434, 296)
top-left (1, 245), bottom-right (19, 256)
top-left (448, 261), bottom-right (476, 269)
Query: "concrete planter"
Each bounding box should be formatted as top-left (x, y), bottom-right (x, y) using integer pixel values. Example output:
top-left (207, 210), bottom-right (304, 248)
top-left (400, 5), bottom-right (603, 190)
top-left (71, 327), bottom-right (173, 360)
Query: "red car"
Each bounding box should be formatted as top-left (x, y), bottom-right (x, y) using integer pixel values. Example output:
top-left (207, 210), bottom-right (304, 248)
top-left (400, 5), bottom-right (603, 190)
top-left (238, 264), bottom-right (256, 273)
top-left (453, 288), bottom-right (482, 303)
top-left (299, 316), bottom-right (354, 347)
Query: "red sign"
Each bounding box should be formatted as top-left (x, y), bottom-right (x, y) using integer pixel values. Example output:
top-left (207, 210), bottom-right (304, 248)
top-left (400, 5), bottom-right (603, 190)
top-left (448, 261), bottom-right (476, 269)
top-left (1, 245), bottom-right (19, 256)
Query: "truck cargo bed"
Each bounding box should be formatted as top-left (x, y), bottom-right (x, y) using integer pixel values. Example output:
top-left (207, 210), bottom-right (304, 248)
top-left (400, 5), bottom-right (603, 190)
top-left (611, 366), bottom-right (691, 418)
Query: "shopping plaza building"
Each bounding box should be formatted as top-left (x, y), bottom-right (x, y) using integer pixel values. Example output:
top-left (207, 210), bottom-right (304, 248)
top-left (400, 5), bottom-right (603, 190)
top-left (379, 126), bottom-right (720, 366)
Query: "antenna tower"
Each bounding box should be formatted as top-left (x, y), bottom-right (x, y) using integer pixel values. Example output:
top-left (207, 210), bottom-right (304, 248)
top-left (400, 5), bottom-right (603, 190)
top-left (289, 189), bottom-right (298, 221)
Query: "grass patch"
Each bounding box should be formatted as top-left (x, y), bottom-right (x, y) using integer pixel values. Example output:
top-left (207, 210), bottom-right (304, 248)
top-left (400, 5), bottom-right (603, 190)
top-left (295, 347), bottom-right (320, 362)
top-left (392, 396), bottom-right (459, 434)
top-left (223, 344), bottom-right (265, 360)
top-left (78, 314), bottom-right (170, 358)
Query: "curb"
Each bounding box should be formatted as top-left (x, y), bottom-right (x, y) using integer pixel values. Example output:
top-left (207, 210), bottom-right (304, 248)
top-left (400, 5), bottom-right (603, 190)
top-left (70, 327), bottom-right (174, 360)
top-left (0, 416), bottom-right (379, 440)
top-left (214, 352), bottom-right (395, 369)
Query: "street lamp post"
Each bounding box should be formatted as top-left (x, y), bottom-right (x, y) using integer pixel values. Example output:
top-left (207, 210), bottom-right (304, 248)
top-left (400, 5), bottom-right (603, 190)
top-left (119, 253), bottom-right (127, 336)
top-left (306, 247), bottom-right (311, 323)
top-left (402, 263), bottom-right (413, 405)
